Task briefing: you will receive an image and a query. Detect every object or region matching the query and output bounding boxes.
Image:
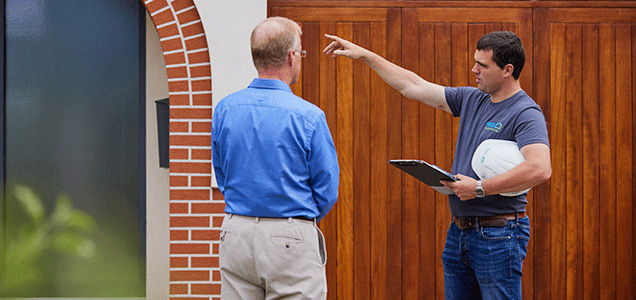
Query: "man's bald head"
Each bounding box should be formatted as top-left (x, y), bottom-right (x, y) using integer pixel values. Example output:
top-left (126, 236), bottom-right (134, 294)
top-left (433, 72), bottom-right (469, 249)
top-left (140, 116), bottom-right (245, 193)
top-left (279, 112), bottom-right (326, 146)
top-left (250, 17), bottom-right (302, 72)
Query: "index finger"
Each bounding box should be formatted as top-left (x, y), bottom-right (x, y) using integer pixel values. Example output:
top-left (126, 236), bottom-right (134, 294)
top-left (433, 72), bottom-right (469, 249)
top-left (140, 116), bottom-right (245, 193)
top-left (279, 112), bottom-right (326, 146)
top-left (324, 34), bottom-right (348, 45)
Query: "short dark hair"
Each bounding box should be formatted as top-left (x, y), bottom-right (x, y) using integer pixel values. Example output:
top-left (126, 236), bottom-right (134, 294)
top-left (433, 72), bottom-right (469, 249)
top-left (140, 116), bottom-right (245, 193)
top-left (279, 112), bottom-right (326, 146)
top-left (476, 31), bottom-right (525, 80)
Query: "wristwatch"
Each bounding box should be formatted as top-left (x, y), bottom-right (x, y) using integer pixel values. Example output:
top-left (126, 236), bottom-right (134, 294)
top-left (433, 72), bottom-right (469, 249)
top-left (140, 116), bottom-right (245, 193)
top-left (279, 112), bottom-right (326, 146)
top-left (475, 180), bottom-right (485, 198)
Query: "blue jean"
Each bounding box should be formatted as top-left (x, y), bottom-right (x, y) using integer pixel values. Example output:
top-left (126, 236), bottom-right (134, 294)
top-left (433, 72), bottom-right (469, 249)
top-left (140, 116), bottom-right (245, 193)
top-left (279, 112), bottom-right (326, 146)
top-left (442, 216), bottom-right (530, 300)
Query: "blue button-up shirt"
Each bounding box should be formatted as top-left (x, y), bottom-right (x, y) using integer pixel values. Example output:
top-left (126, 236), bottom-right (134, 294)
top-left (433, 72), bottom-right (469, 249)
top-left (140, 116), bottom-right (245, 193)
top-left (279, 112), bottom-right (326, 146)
top-left (212, 78), bottom-right (339, 221)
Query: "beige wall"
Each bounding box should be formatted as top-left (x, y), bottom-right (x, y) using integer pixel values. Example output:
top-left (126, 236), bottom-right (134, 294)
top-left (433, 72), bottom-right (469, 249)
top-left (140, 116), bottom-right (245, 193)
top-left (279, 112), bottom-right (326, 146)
top-left (146, 12), bottom-right (170, 299)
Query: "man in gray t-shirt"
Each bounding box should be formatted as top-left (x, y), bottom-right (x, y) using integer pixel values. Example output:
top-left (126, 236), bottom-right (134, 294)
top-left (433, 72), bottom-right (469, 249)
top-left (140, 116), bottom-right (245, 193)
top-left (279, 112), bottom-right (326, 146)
top-left (324, 31), bottom-right (551, 299)
top-left (445, 86), bottom-right (550, 217)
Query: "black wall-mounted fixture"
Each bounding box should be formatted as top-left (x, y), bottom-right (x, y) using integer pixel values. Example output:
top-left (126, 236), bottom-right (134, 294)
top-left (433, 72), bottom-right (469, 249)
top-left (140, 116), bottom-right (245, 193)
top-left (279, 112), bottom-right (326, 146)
top-left (155, 98), bottom-right (169, 168)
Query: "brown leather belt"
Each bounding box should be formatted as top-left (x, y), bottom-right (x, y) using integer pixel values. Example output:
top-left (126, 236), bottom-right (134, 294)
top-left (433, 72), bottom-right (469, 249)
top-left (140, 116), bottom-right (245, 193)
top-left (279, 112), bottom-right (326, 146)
top-left (453, 212), bottom-right (526, 230)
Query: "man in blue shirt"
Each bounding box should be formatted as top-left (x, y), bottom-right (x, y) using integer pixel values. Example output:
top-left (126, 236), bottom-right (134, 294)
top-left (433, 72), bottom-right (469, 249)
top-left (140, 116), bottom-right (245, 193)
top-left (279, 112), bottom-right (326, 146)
top-left (324, 31), bottom-right (551, 299)
top-left (212, 17), bottom-right (339, 300)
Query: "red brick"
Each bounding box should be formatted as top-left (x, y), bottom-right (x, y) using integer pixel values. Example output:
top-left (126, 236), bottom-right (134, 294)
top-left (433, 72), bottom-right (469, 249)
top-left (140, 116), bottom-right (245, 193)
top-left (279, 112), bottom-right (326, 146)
top-left (191, 149), bottom-right (211, 160)
top-left (192, 93), bottom-right (212, 106)
top-left (164, 51), bottom-right (186, 65)
top-left (192, 203), bottom-right (225, 214)
top-left (182, 22), bottom-right (205, 38)
top-left (212, 243), bottom-right (219, 255)
top-left (144, 0), bottom-right (168, 15)
top-left (170, 189), bottom-right (210, 201)
top-left (192, 79), bottom-right (211, 92)
top-left (158, 23), bottom-right (180, 38)
top-left (212, 270), bottom-right (221, 281)
top-left (212, 188), bottom-right (224, 200)
top-left (170, 175), bottom-right (189, 187)
top-left (191, 283), bottom-right (221, 295)
top-left (169, 80), bottom-right (189, 92)
top-left (191, 176), bottom-right (211, 187)
top-left (170, 256), bottom-right (189, 268)
top-left (170, 283), bottom-right (188, 294)
top-left (170, 202), bottom-right (189, 214)
top-left (171, 135), bottom-right (211, 147)
top-left (190, 65), bottom-right (211, 77)
top-left (191, 122), bottom-right (210, 133)
top-left (191, 256), bottom-right (218, 268)
top-left (170, 270), bottom-right (209, 281)
top-left (171, 243), bottom-right (210, 254)
top-left (170, 121), bottom-right (189, 133)
top-left (171, 0), bottom-right (195, 12)
top-left (171, 162), bottom-right (211, 173)
top-left (167, 66), bottom-right (189, 78)
top-left (177, 8), bottom-right (200, 24)
top-left (212, 216), bottom-right (224, 227)
top-left (170, 148), bottom-right (189, 160)
top-left (171, 107), bottom-right (211, 119)
top-left (153, 9), bottom-right (175, 27)
top-left (170, 230), bottom-right (189, 241)
top-left (169, 94), bottom-right (190, 106)
top-left (185, 36), bottom-right (208, 52)
top-left (171, 216), bottom-right (210, 227)
top-left (161, 37), bottom-right (183, 52)
top-left (191, 229), bottom-right (219, 241)
top-left (188, 51), bottom-right (210, 64)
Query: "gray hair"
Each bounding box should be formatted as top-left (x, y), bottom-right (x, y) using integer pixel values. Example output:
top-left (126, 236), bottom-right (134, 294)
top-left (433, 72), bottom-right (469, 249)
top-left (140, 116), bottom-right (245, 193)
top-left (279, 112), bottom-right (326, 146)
top-left (250, 17), bottom-right (302, 72)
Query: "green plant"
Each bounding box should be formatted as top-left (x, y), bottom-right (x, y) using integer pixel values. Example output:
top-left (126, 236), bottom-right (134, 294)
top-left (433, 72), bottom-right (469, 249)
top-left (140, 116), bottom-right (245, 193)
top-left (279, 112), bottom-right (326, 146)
top-left (0, 184), bottom-right (96, 293)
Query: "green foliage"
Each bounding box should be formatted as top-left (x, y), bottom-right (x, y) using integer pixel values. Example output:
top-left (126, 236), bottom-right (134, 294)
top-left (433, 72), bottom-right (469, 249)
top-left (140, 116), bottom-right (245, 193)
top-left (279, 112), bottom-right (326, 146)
top-left (0, 185), bottom-right (96, 293)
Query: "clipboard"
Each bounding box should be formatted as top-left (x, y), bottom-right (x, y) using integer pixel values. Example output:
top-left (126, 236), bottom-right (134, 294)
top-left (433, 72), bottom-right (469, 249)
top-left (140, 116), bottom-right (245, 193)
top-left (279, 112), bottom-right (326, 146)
top-left (389, 159), bottom-right (457, 195)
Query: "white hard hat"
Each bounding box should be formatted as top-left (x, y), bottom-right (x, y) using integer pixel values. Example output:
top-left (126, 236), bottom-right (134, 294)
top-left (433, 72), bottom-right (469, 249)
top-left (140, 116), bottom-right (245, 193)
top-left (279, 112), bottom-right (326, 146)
top-left (471, 139), bottom-right (530, 197)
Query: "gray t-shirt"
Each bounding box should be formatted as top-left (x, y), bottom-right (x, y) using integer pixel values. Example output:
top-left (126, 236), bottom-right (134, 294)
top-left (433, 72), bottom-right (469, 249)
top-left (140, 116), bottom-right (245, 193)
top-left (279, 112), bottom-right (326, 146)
top-left (445, 86), bottom-right (549, 217)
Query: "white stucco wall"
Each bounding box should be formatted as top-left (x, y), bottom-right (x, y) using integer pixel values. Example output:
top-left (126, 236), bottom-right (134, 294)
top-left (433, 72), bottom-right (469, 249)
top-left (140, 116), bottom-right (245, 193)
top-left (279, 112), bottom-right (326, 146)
top-left (194, 0), bottom-right (267, 188)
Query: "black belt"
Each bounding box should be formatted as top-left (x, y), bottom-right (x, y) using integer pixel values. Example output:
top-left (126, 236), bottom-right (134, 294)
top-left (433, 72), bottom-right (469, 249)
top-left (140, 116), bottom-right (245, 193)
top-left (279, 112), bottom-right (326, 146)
top-left (291, 216), bottom-right (315, 222)
top-left (453, 212), bottom-right (526, 230)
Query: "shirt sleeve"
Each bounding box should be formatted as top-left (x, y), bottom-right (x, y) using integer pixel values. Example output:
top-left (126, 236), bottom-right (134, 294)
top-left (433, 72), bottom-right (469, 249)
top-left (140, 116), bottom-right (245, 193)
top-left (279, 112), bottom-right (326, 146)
top-left (307, 112), bottom-right (339, 222)
top-left (445, 86), bottom-right (466, 117)
top-left (211, 113), bottom-right (226, 193)
top-left (514, 107), bottom-right (550, 149)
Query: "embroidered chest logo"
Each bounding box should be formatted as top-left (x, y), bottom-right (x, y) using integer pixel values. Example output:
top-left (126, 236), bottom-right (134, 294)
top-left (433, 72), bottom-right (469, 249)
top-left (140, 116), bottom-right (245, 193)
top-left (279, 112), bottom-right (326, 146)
top-left (485, 121), bottom-right (503, 133)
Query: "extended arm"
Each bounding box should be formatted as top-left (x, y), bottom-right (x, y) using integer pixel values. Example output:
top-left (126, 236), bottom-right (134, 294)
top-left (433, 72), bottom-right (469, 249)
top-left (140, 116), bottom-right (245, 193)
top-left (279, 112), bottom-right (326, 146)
top-left (324, 34), bottom-right (451, 113)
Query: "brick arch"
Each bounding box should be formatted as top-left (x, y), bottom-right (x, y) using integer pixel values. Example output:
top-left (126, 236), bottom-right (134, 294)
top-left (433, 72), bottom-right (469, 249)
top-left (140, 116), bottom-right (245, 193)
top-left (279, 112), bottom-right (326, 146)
top-left (142, 0), bottom-right (221, 299)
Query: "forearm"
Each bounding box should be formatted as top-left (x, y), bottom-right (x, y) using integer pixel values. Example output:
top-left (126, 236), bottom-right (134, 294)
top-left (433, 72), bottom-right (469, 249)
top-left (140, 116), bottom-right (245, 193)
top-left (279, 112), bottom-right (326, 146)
top-left (482, 160), bottom-right (551, 196)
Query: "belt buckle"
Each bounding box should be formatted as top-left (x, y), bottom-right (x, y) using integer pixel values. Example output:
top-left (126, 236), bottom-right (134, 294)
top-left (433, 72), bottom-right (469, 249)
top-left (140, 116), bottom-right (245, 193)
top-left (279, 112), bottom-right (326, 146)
top-left (457, 217), bottom-right (475, 230)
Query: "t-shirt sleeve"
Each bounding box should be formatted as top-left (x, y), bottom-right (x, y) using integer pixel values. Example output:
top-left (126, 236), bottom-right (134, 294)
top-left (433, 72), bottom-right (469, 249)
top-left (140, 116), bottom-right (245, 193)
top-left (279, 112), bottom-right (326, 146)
top-left (445, 86), bottom-right (481, 117)
top-left (514, 107), bottom-right (550, 149)
top-left (444, 86), bottom-right (462, 117)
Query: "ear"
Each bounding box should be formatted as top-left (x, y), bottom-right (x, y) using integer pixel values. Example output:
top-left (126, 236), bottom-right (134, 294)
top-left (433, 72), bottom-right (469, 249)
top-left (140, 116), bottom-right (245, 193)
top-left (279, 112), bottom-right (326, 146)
top-left (503, 64), bottom-right (514, 78)
top-left (286, 50), bottom-right (296, 66)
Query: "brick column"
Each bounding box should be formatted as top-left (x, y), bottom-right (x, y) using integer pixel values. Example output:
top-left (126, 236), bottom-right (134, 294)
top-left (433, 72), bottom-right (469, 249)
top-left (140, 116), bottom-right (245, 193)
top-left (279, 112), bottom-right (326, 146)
top-left (142, 1), bottom-right (222, 299)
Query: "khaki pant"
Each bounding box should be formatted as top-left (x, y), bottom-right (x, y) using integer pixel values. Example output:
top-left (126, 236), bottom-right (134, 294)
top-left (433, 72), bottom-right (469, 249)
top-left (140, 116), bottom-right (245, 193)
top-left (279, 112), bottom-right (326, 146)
top-left (219, 214), bottom-right (327, 300)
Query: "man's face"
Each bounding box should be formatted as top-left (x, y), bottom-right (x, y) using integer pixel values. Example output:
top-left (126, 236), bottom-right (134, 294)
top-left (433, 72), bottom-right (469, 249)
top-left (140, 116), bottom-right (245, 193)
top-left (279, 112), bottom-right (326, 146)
top-left (471, 49), bottom-right (505, 94)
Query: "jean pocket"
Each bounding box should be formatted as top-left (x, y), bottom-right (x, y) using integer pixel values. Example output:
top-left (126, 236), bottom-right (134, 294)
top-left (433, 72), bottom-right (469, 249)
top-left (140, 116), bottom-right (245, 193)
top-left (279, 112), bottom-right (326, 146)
top-left (479, 226), bottom-right (512, 241)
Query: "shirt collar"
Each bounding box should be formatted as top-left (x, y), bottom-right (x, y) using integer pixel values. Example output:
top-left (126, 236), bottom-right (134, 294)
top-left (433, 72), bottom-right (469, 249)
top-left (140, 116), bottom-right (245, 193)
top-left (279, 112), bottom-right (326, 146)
top-left (248, 78), bottom-right (292, 93)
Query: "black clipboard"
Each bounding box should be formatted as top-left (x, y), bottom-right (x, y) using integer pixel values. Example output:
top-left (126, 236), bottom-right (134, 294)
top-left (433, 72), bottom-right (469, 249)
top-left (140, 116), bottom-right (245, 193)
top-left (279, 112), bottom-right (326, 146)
top-left (389, 159), bottom-right (457, 195)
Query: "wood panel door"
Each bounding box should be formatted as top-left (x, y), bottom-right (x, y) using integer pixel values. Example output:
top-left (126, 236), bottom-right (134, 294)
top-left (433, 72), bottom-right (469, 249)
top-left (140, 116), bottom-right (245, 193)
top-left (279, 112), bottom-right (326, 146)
top-left (269, 6), bottom-right (403, 300)
top-left (534, 8), bottom-right (636, 300)
top-left (402, 8), bottom-right (533, 300)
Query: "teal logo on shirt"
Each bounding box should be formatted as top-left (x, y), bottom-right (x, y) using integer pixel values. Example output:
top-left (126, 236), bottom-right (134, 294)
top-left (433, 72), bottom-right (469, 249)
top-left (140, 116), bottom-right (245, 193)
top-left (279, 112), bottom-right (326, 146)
top-left (485, 122), bottom-right (503, 133)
